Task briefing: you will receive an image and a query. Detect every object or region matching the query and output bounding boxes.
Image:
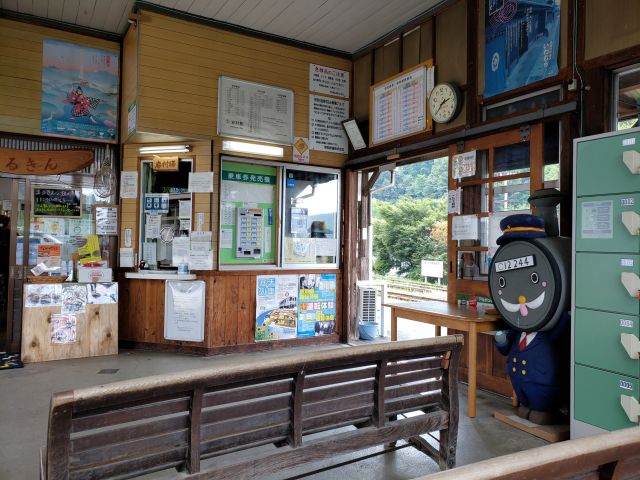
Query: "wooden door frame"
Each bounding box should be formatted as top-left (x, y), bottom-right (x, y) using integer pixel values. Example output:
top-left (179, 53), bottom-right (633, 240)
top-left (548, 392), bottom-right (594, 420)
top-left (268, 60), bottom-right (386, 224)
top-left (447, 123), bottom-right (544, 304)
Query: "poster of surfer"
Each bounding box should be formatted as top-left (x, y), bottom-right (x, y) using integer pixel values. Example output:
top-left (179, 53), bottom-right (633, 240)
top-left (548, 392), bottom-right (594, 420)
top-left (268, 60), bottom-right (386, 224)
top-left (484, 0), bottom-right (561, 98)
top-left (41, 39), bottom-right (119, 143)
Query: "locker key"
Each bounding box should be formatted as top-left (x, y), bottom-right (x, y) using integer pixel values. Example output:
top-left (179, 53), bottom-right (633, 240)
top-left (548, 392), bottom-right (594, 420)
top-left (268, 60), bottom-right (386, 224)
top-left (623, 150), bottom-right (640, 175)
top-left (620, 395), bottom-right (640, 423)
top-left (622, 211), bottom-right (640, 236)
top-left (621, 272), bottom-right (640, 299)
top-left (621, 333), bottom-right (640, 359)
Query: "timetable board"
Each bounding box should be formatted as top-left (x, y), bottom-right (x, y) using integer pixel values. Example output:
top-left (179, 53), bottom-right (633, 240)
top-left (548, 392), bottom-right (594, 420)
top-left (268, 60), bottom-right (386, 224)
top-left (217, 76), bottom-right (294, 145)
top-left (370, 60), bottom-right (433, 146)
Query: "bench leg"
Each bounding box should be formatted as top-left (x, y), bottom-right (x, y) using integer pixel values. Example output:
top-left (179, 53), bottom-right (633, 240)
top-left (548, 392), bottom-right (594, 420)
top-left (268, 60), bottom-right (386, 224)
top-left (438, 427), bottom-right (457, 470)
top-left (385, 414), bottom-right (398, 447)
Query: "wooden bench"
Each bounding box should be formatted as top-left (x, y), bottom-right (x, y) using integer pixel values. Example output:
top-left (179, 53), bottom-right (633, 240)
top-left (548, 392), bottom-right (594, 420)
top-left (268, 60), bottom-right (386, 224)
top-left (41, 335), bottom-right (463, 480)
top-left (416, 426), bottom-right (640, 480)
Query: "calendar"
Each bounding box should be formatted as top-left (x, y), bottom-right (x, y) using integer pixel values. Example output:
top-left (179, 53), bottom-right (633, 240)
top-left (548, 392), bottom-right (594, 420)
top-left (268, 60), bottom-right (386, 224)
top-left (236, 208), bottom-right (264, 259)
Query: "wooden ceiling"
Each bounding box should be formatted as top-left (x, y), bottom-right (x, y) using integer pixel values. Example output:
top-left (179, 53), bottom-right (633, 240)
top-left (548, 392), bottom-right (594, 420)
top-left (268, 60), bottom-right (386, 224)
top-left (0, 0), bottom-right (446, 53)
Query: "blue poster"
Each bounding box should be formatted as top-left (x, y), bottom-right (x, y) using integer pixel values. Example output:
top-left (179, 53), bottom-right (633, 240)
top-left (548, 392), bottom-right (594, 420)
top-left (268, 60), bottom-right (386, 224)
top-left (41, 39), bottom-right (119, 143)
top-left (298, 273), bottom-right (337, 337)
top-left (484, 0), bottom-right (561, 98)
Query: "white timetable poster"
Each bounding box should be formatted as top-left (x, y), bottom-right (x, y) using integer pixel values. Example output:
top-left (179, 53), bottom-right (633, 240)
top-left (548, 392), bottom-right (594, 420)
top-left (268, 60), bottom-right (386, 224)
top-left (309, 64), bottom-right (349, 98)
top-left (217, 76), bottom-right (294, 145)
top-left (309, 95), bottom-right (349, 154)
top-left (371, 63), bottom-right (432, 146)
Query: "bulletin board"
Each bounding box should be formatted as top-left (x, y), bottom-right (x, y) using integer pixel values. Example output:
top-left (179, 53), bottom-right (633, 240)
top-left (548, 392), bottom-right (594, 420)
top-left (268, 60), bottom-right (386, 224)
top-left (219, 160), bottom-right (278, 266)
top-left (369, 60), bottom-right (433, 146)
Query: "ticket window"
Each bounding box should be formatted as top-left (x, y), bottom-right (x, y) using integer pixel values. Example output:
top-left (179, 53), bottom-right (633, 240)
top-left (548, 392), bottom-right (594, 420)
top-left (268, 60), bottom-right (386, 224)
top-left (282, 166), bottom-right (340, 269)
top-left (139, 159), bottom-right (193, 269)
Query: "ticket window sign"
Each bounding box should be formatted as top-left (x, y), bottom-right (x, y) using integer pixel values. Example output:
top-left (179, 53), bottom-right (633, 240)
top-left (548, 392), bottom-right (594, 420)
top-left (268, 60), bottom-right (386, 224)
top-left (152, 156), bottom-right (179, 171)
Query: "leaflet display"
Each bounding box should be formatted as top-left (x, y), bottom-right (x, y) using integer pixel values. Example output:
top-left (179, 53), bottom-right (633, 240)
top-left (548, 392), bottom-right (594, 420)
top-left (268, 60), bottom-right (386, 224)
top-left (217, 76), bottom-right (294, 145)
top-left (370, 61), bottom-right (433, 146)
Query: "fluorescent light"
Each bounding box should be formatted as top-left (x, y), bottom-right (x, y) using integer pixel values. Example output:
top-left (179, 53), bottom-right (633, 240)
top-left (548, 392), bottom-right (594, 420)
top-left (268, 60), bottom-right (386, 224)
top-left (138, 145), bottom-right (190, 154)
top-left (222, 140), bottom-right (284, 157)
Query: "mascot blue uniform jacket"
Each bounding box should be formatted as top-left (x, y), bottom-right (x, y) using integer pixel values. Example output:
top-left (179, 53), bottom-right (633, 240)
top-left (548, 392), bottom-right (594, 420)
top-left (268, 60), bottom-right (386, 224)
top-left (495, 312), bottom-right (570, 412)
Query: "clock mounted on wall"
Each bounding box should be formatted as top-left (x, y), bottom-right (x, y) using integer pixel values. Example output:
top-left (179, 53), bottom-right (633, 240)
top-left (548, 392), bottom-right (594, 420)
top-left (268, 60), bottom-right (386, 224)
top-left (428, 82), bottom-right (462, 124)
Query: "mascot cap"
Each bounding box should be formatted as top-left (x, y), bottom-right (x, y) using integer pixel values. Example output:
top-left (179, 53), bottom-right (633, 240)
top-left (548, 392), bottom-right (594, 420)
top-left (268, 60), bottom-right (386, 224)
top-left (497, 213), bottom-right (546, 245)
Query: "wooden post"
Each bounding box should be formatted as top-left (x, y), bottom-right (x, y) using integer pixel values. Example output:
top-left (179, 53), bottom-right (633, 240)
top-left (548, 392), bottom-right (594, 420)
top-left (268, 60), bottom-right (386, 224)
top-left (46, 391), bottom-right (74, 480)
top-left (186, 386), bottom-right (204, 474)
top-left (439, 348), bottom-right (460, 470)
top-left (373, 359), bottom-right (388, 427)
top-left (289, 371), bottom-right (305, 447)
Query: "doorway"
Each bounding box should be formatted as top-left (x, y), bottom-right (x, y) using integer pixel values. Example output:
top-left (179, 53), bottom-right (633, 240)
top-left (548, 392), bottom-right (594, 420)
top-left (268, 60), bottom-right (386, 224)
top-left (0, 177), bottom-right (28, 352)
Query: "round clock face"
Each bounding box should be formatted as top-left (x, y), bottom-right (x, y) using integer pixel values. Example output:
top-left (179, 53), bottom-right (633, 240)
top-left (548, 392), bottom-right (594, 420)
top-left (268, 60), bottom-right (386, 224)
top-left (428, 83), bottom-right (460, 124)
top-left (160, 226), bottom-right (174, 244)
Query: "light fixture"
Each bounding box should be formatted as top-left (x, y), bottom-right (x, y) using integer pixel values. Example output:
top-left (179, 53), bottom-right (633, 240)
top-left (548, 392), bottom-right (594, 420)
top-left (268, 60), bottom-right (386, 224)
top-left (138, 145), bottom-right (190, 154)
top-left (222, 140), bottom-right (284, 157)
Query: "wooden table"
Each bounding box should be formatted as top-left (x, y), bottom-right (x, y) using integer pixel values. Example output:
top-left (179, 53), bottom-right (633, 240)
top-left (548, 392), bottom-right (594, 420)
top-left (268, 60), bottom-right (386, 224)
top-left (385, 300), bottom-right (503, 418)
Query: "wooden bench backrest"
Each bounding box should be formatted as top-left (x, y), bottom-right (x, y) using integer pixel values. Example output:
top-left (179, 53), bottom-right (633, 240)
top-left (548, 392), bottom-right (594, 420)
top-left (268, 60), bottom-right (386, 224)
top-left (45, 335), bottom-right (463, 480)
top-left (418, 426), bottom-right (640, 480)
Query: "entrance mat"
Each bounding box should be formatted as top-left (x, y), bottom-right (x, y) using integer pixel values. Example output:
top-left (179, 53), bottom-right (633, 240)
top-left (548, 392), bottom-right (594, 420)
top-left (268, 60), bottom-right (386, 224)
top-left (494, 409), bottom-right (569, 443)
top-left (0, 352), bottom-right (23, 370)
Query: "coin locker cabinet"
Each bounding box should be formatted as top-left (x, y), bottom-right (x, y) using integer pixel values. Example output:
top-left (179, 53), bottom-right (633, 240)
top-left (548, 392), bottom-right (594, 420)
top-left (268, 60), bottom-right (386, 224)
top-left (572, 127), bottom-right (640, 438)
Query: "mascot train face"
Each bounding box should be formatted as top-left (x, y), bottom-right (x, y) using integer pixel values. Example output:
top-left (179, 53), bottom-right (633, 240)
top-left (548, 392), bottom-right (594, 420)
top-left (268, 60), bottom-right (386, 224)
top-left (488, 189), bottom-right (570, 332)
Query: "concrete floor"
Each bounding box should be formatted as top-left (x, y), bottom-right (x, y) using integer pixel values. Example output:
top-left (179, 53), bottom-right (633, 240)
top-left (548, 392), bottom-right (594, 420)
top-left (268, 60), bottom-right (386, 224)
top-left (0, 319), bottom-right (547, 480)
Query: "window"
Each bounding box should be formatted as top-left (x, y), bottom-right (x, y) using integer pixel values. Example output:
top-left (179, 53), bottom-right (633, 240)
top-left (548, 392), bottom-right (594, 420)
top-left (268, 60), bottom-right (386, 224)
top-left (282, 166), bottom-right (340, 268)
top-left (612, 64), bottom-right (640, 131)
top-left (219, 156), bottom-right (340, 270)
top-left (139, 159), bottom-right (193, 270)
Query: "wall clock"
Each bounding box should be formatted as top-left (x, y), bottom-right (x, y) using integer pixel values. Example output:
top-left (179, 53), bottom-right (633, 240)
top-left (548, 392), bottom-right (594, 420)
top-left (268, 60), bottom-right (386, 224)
top-left (428, 83), bottom-right (462, 124)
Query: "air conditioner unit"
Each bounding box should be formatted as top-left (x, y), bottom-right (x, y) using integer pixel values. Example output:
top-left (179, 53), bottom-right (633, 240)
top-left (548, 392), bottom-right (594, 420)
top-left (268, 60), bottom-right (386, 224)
top-left (356, 280), bottom-right (387, 336)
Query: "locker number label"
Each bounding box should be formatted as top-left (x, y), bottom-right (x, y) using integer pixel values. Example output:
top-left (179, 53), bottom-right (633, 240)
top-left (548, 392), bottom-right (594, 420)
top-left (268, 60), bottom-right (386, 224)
top-left (621, 198), bottom-right (635, 206)
top-left (622, 138), bottom-right (636, 146)
top-left (620, 319), bottom-right (634, 328)
top-left (620, 380), bottom-right (634, 391)
top-left (621, 259), bottom-right (635, 267)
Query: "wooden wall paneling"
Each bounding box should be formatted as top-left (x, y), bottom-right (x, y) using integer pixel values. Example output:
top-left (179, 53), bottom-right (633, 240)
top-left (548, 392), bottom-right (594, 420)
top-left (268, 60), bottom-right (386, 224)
top-left (223, 275), bottom-right (240, 346)
top-left (121, 23), bottom-right (139, 142)
top-left (529, 123), bottom-right (544, 192)
top-left (465, 0), bottom-right (479, 126)
top-left (210, 275), bottom-right (228, 347)
top-left (402, 28), bottom-right (421, 70)
top-left (353, 53), bottom-right (373, 124)
top-left (374, 47), bottom-right (385, 84)
top-left (419, 18), bottom-right (434, 63)
top-left (133, 10), bottom-right (347, 168)
top-left (236, 274), bottom-right (256, 344)
top-left (434, 0), bottom-right (467, 133)
top-left (0, 19), bottom-right (118, 137)
top-left (381, 38), bottom-right (401, 81)
top-left (585, 0), bottom-right (640, 61)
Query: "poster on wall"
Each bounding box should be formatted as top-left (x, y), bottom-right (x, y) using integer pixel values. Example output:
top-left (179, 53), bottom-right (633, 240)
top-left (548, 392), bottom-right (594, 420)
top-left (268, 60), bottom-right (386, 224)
top-left (309, 64), bottom-right (349, 98)
top-left (484, 0), bottom-right (561, 98)
top-left (41, 39), bottom-right (119, 143)
top-left (255, 275), bottom-right (299, 341)
top-left (50, 314), bottom-right (77, 344)
top-left (298, 273), bottom-right (337, 337)
top-left (217, 76), bottom-right (294, 145)
top-left (309, 95), bottom-right (349, 154)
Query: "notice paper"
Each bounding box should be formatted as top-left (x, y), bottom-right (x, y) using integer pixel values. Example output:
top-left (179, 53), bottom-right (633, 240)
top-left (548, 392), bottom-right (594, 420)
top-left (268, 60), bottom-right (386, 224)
top-left (581, 200), bottom-right (613, 239)
top-left (189, 231), bottom-right (213, 270)
top-left (119, 247), bottom-right (134, 268)
top-left (188, 172), bottom-right (214, 193)
top-left (179, 200), bottom-right (191, 219)
top-left (120, 171), bottom-right (138, 199)
top-left (145, 213), bottom-right (161, 239)
top-left (220, 228), bottom-right (233, 249)
top-left (172, 237), bottom-right (190, 266)
top-left (50, 314), bottom-right (77, 344)
top-left (452, 215), bottom-right (479, 241)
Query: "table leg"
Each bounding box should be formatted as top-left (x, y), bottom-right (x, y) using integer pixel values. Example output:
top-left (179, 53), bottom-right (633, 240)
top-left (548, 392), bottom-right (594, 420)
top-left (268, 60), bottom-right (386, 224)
top-left (511, 388), bottom-right (519, 407)
top-left (434, 325), bottom-right (441, 337)
top-left (391, 309), bottom-right (398, 341)
top-left (468, 324), bottom-right (477, 418)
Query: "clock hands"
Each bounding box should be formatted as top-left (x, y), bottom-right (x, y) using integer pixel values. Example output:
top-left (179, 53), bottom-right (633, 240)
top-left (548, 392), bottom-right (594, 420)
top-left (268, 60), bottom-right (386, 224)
top-left (434, 97), bottom-right (450, 115)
